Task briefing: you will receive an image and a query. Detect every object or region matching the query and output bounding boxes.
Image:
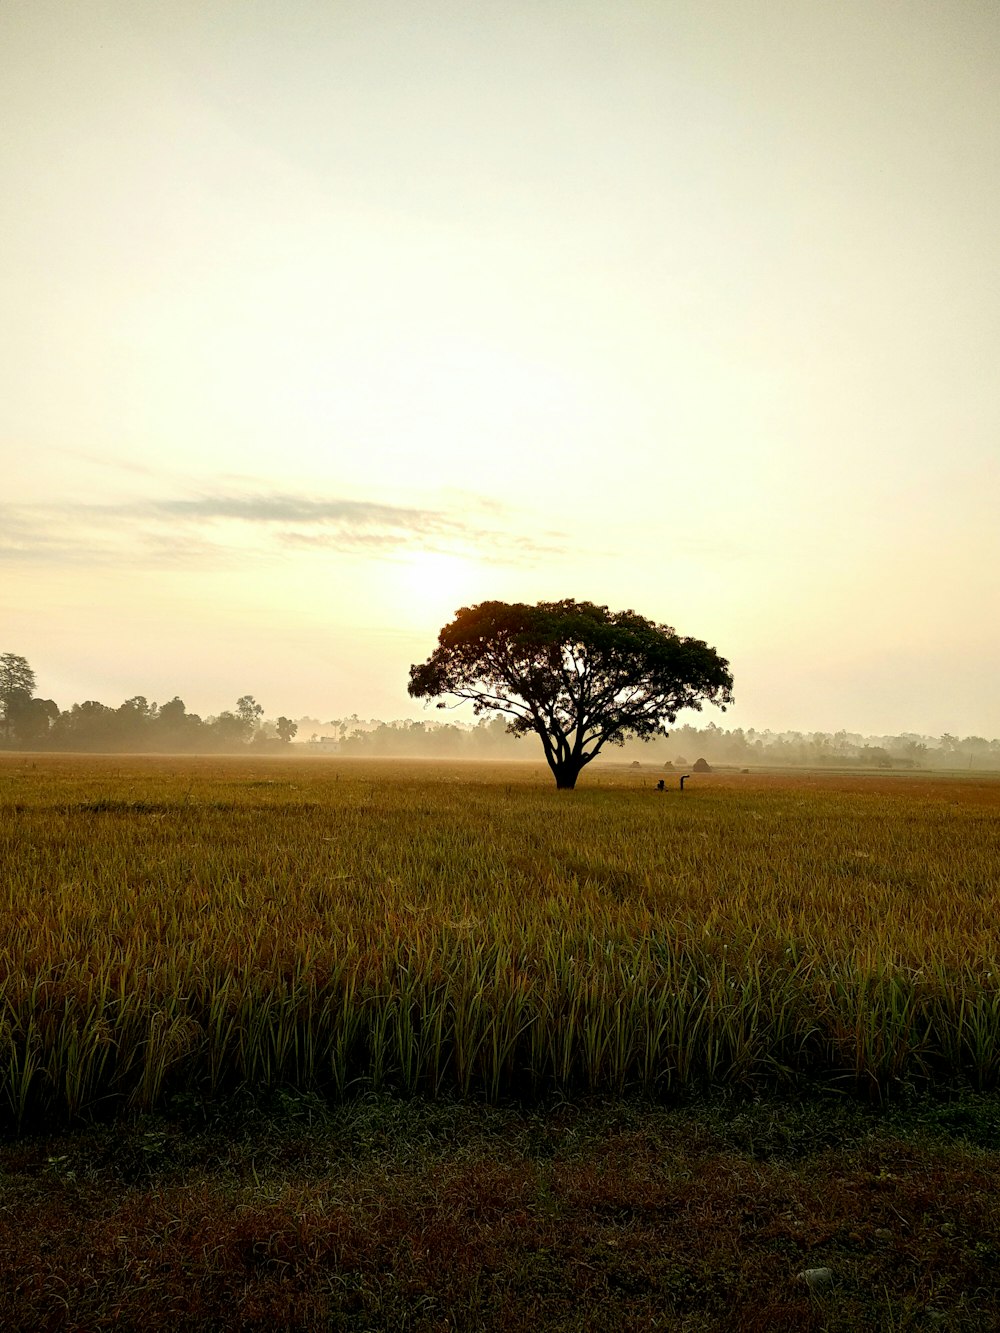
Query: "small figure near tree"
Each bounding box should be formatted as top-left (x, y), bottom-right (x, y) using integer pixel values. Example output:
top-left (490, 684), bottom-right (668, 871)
top-left (408, 599), bottom-right (733, 790)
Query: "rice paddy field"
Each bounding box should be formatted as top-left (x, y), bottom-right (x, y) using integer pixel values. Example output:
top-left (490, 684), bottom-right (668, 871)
top-left (3, 754), bottom-right (1000, 1329)
top-left (3, 754), bottom-right (1000, 1121)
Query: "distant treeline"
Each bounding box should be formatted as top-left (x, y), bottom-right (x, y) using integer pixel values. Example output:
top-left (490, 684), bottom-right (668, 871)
top-left (627, 722), bottom-right (1000, 771)
top-left (309, 716), bottom-right (1000, 771)
top-left (3, 650), bottom-right (999, 767)
top-left (0, 653), bottom-right (296, 753)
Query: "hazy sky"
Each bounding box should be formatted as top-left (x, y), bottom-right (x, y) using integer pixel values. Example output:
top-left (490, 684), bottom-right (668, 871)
top-left (3, 0), bottom-right (999, 736)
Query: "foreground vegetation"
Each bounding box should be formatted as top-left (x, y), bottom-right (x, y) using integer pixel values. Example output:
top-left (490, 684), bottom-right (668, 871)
top-left (4, 756), bottom-right (1000, 1327)
top-left (2, 757), bottom-right (1000, 1125)
top-left (4, 1086), bottom-right (1000, 1331)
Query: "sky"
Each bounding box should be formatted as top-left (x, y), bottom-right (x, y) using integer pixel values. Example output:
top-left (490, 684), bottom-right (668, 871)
top-left (2, 0), bottom-right (999, 737)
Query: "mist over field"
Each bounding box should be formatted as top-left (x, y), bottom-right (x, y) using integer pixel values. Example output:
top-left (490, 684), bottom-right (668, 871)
top-left (5, 635), bottom-right (1000, 770)
top-left (3, 677), bottom-right (999, 773)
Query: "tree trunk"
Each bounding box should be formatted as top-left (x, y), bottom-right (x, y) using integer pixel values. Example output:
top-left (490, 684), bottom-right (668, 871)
top-left (551, 758), bottom-right (584, 790)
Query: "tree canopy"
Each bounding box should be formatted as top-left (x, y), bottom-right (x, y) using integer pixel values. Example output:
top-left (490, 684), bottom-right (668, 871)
top-left (408, 599), bottom-right (734, 788)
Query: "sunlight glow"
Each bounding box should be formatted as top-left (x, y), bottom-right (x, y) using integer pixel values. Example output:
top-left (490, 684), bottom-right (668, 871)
top-left (393, 550), bottom-right (483, 626)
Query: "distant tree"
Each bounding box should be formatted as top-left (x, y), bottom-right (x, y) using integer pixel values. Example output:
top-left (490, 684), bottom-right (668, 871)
top-left (209, 711), bottom-right (250, 748)
top-left (860, 744), bottom-right (893, 769)
top-left (235, 695), bottom-right (264, 741)
top-left (0, 653), bottom-right (37, 742)
top-left (409, 599), bottom-right (733, 789)
top-left (119, 695), bottom-right (155, 720)
top-left (3, 689), bottom-right (58, 747)
top-left (150, 697), bottom-right (199, 747)
top-left (50, 700), bottom-right (117, 750)
top-left (899, 738), bottom-right (928, 766)
top-left (0, 653), bottom-right (35, 699)
top-left (275, 716), bottom-right (297, 744)
top-left (113, 696), bottom-right (157, 747)
top-left (472, 713), bottom-right (519, 756)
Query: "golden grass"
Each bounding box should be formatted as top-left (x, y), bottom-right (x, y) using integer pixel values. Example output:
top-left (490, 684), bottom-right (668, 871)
top-left (2, 754), bottom-right (1000, 1123)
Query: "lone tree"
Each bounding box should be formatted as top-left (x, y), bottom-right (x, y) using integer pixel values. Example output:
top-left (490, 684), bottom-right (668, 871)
top-left (408, 599), bottom-right (733, 789)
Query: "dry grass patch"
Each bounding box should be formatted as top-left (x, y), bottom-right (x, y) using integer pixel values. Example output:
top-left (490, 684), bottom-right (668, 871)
top-left (2, 1092), bottom-right (1000, 1330)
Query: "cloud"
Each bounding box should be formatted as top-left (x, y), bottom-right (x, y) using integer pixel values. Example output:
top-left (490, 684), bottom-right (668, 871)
top-left (0, 487), bottom-right (566, 567)
top-left (149, 493), bottom-right (453, 529)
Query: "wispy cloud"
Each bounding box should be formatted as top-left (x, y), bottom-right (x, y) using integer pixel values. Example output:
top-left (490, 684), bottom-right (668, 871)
top-left (148, 494), bottom-right (453, 528)
top-left (0, 487), bottom-right (567, 567)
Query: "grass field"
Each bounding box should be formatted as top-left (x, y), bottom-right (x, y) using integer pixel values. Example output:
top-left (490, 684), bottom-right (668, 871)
top-left (3, 755), bottom-right (1000, 1125)
top-left (4, 755), bottom-right (1000, 1328)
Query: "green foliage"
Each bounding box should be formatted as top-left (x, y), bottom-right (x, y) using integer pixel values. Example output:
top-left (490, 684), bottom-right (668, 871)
top-left (409, 600), bottom-right (733, 787)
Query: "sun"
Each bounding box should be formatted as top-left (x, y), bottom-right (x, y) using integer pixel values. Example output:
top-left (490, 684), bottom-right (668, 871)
top-left (394, 549), bottom-right (483, 624)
